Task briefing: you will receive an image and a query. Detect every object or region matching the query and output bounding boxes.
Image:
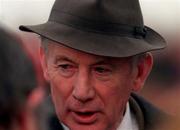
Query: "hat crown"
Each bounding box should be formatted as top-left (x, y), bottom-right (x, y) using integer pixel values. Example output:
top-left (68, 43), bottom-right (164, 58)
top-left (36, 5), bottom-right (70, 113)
top-left (19, 0), bottom-right (166, 58)
top-left (49, 0), bottom-right (144, 27)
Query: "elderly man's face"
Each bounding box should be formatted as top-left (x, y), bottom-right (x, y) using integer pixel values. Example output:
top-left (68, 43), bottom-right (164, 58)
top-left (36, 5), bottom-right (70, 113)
top-left (40, 42), bottom-right (152, 130)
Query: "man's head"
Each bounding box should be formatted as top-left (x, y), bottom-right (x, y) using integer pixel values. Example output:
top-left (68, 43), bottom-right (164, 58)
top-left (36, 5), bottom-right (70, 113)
top-left (19, 0), bottom-right (166, 129)
top-left (39, 38), bottom-right (153, 130)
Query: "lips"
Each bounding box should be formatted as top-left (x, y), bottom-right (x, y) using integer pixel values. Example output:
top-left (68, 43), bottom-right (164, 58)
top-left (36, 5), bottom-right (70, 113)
top-left (71, 110), bottom-right (98, 124)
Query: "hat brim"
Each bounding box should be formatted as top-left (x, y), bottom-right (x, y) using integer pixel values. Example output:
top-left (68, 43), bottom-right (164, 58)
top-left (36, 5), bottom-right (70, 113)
top-left (19, 21), bottom-right (166, 57)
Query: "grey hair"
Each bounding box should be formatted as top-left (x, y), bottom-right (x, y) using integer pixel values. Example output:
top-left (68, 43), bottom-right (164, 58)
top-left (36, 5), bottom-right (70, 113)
top-left (126, 53), bottom-right (148, 74)
top-left (40, 36), bottom-right (50, 54)
top-left (131, 53), bottom-right (149, 68)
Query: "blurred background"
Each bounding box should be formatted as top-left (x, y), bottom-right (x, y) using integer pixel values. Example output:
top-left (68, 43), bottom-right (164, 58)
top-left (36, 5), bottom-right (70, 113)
top-left (0, 0), bottom-right (180, 125)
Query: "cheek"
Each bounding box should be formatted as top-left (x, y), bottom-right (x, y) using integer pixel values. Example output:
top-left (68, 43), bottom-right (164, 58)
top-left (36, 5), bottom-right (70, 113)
top-left (48, 70), bottom-right (74, 119)
top-left (49, 67), bottom-right (73, 99)
top-left (94, 74), bottom-right (132, 123)
top-left (95, 74), bottom-right (132, 103)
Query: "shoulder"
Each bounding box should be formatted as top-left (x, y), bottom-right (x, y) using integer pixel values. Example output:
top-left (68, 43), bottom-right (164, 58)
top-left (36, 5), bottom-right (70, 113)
top-left (130, 93), bottom-right (172, 130)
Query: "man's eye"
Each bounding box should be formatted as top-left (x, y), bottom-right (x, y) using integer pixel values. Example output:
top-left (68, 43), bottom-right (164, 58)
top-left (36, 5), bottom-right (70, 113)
top-left (94, 67), bottom-right (111, 74)
top-left (93, 66), bottom-right (112, 81)
top-left (59, 64), bottom-right (72, 69)
top-left (57, 64), bottom-right (76, 77)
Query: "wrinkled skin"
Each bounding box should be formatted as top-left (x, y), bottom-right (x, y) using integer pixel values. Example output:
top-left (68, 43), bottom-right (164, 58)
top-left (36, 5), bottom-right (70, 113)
top-left (40, 42), bottom-right (153, 130)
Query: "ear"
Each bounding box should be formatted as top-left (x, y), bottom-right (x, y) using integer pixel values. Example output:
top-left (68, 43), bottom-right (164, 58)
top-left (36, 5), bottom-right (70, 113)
top-left (39, 47), bottom-right (50, 81)
top-left (132, 53), bottom-right (153, 92)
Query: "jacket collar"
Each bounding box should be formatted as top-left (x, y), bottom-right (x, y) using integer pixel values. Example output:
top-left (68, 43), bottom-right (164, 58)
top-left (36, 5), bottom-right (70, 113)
top-left (129, 95), bottom-right (145, 130)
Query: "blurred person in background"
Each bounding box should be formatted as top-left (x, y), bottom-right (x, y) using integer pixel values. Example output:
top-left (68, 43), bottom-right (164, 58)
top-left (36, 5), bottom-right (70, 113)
top-left (0, 26), bottom-right (39, 130)
top-left (18, 31), bottom-right (63, 130)
top-left (0, 25), bottom-right (61, 130)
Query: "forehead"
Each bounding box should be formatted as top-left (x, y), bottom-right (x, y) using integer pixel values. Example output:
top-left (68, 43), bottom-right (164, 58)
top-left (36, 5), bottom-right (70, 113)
top-left (45, 41), bottom-right (132, 64)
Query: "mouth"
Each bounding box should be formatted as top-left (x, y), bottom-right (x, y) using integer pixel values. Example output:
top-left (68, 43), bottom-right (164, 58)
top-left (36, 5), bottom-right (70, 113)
top-left (71, 110), bottom-right (98, 124)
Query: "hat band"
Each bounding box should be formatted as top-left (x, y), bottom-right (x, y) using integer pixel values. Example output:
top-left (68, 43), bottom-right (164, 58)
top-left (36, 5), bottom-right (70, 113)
top-left (49, 10), bottom-right (147, 39)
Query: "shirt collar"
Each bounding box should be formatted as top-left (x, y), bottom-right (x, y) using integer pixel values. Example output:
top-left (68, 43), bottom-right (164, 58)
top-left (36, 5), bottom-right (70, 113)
top-left (117, 102), bottom-right (139, 130)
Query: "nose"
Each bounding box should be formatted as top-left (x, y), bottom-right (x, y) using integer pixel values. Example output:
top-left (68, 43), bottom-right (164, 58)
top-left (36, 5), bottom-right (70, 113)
top-left (72, 69), bottom-right (95, 102)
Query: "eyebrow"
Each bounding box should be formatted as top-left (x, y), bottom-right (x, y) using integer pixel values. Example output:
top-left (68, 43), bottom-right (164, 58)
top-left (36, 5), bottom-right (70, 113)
top-left (54, 55), bottom-right (75, 64)
top-left (91, 59), bottom-right (114, 67)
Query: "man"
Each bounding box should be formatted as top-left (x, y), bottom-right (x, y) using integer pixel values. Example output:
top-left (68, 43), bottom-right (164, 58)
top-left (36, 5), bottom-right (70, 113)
top-left (19, 0), bottom-right (169, 130)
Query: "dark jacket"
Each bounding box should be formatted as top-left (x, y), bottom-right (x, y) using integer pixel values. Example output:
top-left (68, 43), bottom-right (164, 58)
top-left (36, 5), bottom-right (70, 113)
top-left (48, 93), bottom-right (171, 130)
top-left (130, 93), bottom-right (170, 130)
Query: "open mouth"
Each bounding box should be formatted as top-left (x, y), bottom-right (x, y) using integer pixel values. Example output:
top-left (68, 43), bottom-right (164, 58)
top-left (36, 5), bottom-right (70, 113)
top-left (72, 111), bottom-right (98, 124)
top-left (76, 111), bottom-right (95, 117)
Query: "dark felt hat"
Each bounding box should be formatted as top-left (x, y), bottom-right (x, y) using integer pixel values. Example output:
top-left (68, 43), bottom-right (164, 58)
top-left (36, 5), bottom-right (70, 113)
top-left (19, 0), bottom-right (166, 57)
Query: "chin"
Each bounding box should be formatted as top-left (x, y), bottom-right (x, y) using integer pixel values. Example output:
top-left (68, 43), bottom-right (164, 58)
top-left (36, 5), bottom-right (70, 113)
top-left (67, 123), bottom-right (108, 130)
